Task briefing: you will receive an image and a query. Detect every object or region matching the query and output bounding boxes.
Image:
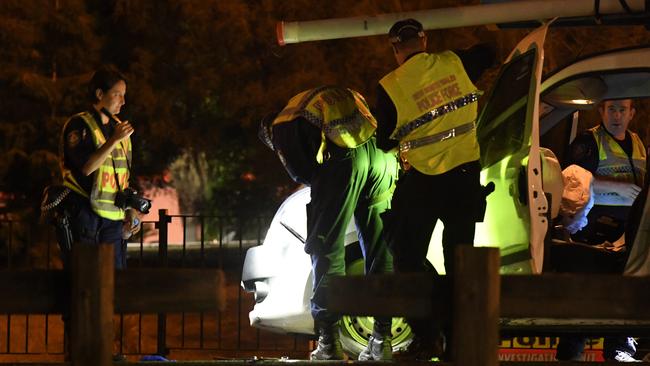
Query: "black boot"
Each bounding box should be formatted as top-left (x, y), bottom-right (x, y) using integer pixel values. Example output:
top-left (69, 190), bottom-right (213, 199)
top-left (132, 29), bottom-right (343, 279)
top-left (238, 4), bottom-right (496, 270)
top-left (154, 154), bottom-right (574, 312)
top-left (358, 319), bottom-right (393, 361)
top-left (310, 322), bottom-right (344, 360)
top-left (395, 333), bottom-right (446, 361)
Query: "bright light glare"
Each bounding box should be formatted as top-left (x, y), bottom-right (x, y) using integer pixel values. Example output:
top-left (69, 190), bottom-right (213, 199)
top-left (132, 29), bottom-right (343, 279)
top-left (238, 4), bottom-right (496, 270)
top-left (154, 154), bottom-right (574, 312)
top-left (570, 99), bottom-right (594, 105)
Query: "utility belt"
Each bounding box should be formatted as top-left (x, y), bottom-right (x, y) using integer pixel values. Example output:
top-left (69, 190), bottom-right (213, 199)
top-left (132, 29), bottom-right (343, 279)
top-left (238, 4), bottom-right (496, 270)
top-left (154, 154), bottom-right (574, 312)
top-left (40, 185), bottom-right (77, 252)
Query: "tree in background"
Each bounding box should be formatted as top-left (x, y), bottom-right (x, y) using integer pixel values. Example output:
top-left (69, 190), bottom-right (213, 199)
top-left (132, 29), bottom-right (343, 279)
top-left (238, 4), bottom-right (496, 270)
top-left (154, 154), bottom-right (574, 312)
top-left (0, 0), bottom-right (100, 218)
top-left (1, 0), bottom-right (649, 220)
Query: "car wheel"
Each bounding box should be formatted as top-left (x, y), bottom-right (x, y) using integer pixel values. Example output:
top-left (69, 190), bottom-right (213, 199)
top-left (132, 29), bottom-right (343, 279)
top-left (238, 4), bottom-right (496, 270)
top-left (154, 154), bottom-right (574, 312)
top-left (338, 252), bottom-right (413, 358)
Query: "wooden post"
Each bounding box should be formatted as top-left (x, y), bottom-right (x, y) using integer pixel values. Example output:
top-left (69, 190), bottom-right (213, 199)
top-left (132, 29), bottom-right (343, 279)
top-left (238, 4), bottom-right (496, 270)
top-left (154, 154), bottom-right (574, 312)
top-left (452, 246), bottom-right (500, 366)
top-left (70, 244), bottom-right (114, 366)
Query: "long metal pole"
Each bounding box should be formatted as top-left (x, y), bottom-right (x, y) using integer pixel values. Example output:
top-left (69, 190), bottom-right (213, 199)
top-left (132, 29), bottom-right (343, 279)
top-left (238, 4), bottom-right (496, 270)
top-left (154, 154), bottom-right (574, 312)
top-left (277, 0), bottom-right (646, 45)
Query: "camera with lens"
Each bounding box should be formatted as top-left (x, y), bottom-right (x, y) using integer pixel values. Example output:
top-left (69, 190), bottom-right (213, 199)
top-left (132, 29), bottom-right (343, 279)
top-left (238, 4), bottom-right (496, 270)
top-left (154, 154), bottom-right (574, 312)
top-left (114, 187), bottom-right (152, 214)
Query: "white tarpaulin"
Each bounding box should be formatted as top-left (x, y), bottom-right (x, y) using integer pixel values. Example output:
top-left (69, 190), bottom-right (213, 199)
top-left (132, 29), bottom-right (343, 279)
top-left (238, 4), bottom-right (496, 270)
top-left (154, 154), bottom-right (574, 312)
top-left (560, 164), bottom-right (594, 234)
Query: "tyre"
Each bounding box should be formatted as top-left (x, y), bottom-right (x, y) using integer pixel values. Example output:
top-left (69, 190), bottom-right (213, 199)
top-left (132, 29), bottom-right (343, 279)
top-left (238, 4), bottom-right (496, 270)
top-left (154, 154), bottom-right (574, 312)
top-left (338, 248), bottom-right (413, 358)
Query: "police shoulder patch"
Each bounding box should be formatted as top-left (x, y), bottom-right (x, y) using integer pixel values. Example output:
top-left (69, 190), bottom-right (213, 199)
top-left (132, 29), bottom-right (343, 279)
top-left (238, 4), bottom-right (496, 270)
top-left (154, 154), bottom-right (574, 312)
top-left (573, 143), bottom-right (587, 158)
top-left (67, 130), bottom-right (81, 148)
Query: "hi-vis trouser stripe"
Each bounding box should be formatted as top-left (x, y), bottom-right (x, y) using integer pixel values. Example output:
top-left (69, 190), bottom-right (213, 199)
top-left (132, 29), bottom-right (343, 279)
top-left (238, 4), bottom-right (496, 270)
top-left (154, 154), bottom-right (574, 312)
top-left (392, 92), bottom-right (481, 141)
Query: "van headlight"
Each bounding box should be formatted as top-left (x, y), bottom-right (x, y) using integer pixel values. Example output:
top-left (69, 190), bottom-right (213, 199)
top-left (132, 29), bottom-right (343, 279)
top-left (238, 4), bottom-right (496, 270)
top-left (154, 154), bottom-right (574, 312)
top-left (253, 281), bottom-right (270, 303)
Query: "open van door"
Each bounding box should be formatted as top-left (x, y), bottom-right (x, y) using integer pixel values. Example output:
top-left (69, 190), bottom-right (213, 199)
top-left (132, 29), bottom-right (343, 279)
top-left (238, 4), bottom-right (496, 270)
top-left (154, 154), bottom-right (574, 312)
top-left (475, 22), bottom-right (551, 274)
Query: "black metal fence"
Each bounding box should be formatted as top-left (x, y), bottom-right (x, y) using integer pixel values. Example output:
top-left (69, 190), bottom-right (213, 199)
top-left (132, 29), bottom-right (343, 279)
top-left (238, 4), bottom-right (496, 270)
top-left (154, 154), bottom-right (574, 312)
top-left (0, 210), bottom-right (312, 361)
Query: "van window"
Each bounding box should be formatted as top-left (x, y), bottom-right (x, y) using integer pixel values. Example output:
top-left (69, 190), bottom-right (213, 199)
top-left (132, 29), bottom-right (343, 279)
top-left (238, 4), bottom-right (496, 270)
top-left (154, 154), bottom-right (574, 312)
top-left (478, 50), bottom-right (537, 168)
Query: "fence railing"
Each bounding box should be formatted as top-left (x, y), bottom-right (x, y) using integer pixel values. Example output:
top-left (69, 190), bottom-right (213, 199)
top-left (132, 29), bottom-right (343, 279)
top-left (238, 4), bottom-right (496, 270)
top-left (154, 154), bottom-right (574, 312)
top-left (329, 246), bottom-right (650, 365)
top-left (0, 209), bottom-right (312, 361)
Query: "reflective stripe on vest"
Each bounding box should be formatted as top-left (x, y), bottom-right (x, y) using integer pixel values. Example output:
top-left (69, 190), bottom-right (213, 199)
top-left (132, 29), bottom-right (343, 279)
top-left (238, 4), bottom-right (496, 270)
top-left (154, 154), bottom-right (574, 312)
top-left (380, 51), bottom-right (480, 175)
top-left (400, 120), bottom-right (476, 153)
top-left (61, 112), bottom-right (131, 220)
top-left (591, 125), bottom-right (646, 206)
top-left (273, 86), bottom-right (377, 162)
top-left (393, 92), bottom-right (481, 141)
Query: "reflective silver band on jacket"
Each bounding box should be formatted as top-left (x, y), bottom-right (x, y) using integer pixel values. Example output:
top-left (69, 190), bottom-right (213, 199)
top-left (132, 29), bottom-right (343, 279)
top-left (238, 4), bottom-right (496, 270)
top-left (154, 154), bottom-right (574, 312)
top-left (302, 108), bottom-right (364, 135)
top-left (399, 121), bottom-right (476, 153)
top-left (392, 92), bottom-right (481, 141)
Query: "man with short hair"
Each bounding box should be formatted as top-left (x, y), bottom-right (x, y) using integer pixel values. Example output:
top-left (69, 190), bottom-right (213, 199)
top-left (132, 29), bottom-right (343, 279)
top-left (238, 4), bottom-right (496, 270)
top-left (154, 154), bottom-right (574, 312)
top-left (557, 98), bottom-right (645, 362)
top-left (374, 18), bottom-right (493, 361)
top-left (567, 99), bottom-right (646, 247)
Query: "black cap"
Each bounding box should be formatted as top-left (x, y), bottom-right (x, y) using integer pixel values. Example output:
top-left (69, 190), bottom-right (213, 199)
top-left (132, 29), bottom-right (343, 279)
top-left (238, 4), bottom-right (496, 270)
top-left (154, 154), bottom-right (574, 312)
top-left (388, 18), bottom-right (425, 44)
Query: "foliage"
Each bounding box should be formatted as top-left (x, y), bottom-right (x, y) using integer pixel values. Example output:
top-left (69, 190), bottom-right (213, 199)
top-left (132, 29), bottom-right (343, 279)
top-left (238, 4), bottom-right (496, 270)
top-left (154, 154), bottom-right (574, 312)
top-left (169, 144), bottom-right (283, 218)
top-left (1, 0), bottom-right (649, 218)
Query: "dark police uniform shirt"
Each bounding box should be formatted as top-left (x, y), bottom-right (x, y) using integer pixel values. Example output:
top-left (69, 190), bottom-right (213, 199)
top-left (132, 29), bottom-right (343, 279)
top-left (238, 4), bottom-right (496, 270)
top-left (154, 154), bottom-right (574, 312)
top-left (564, 127), bottom-right (635, 240)
top-left (563, 127), bottom-right (633, 173)
top-left (63, 109), bottom-right (117, 194)
top-left (374, 44), bottom-right (495, 152)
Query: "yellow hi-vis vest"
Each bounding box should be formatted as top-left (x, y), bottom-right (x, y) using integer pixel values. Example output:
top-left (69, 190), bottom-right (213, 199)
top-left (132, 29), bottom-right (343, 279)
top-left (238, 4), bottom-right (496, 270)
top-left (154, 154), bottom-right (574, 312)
top-left (380, 51), bottom-right (480, 175)
top-left (273, 86), bottom-right (377, 163)
top-left (591, 124), bottom-right (646, 206)
top-left (61, 112), bottom-right (131, 221)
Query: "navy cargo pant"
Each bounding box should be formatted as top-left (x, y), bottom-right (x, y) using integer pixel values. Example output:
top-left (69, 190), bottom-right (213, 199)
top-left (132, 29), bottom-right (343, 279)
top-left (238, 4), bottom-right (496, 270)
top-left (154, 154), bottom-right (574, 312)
top-left (306, 138), bottom-right (398, 327)
top-left (382, 161), bottom-right (483, 345)
top-left (57, 192), bottom-right (127, 269)
top-left (385, 160), bottom-right (482, 275)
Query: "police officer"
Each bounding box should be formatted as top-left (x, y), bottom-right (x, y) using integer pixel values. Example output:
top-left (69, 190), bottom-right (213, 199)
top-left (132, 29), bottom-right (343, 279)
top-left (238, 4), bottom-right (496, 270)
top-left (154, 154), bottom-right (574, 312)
top-left (567, 99), bottom-right (646, 247)
top-left (557, 98), bottom-right (645, 362)
top-left (60, 65), bottom-right (140, 269)
top-left (374, 19), bottom-right (493, 360)
top-left (260, 86), bottom-right (398, 360)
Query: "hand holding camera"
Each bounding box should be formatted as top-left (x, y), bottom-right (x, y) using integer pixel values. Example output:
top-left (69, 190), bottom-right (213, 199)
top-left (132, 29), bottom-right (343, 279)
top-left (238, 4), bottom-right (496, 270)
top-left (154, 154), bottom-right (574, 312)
top-left (122, 208), bottom-right (142, 240)
top-left (115, 187), bottom-right (152, 214)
